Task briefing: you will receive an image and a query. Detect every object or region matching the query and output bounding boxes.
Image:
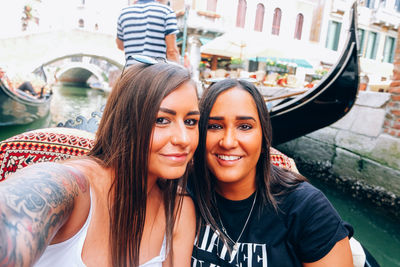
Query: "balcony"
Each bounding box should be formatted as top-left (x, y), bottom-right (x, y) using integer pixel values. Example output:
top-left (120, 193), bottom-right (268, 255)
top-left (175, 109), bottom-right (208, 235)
top-left (371, 6), bottom-right (400, 30)
top-left (176, 9), bottom-right (226, 35)
top-left (331, 0), bottom-right (348, 15)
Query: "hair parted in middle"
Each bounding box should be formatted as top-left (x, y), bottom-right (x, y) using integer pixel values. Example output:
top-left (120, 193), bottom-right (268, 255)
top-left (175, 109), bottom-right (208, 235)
top-left (88, 62), bottom-right (195, 267)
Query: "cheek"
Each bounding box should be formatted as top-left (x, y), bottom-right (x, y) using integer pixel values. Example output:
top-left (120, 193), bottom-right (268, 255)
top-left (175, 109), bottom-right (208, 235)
top-left (190, 128), bottom-right (199, 149)
top-left (150, 128), bottom-right (166, 151)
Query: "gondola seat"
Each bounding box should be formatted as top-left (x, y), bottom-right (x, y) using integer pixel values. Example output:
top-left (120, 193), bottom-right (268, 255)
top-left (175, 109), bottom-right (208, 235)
top-left (0, 128), bottom-right (298, 181)
top-left (0, 127), bottom-right (94, 181)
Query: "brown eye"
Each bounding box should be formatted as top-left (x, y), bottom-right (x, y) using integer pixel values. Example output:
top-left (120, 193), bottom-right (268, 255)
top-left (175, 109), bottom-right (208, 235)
top-left (207, 123), bottom-right (222, 130)
top-left (185, 119), bottom-right (198, 126)
top-left (156, 117), bottom-right (170, 125)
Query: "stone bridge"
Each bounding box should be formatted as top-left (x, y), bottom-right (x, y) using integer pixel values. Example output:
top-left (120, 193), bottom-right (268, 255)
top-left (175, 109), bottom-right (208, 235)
top-left (0, 29), bottom-right (125, 84)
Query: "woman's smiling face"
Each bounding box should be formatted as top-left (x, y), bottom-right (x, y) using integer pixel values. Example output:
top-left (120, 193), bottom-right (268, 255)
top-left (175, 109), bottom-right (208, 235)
top-left (205, 87), bottom-right (262, 198)
top-left (147, 82), bottom-right (200, 182)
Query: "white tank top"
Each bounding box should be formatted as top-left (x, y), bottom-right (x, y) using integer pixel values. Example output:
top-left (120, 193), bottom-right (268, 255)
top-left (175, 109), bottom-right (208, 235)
top-left (34, 191), bottom-right (166, 267)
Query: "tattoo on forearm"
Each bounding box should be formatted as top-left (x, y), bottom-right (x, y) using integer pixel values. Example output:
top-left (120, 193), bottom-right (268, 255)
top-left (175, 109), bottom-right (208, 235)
top-left (0, 162), bottom-right (88, 267)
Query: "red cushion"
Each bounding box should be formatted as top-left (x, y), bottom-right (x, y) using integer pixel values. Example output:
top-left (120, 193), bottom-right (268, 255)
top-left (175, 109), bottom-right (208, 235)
top-left (0, 128), bottom-right (95, 181)
top-left (270, 147), bottom-right (299, 173)
top-left (0, 128), bottom-right (298, 181)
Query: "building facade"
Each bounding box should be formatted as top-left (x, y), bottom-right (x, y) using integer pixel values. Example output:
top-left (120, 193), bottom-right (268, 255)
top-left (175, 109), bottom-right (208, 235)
top-left (171, 0), bottom-right (399, 86)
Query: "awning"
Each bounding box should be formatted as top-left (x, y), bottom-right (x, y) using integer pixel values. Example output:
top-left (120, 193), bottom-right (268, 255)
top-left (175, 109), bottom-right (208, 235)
top-left (199, 37), bottom-right (212, 45)
top-left (250, 57), bottom-right (313, 69)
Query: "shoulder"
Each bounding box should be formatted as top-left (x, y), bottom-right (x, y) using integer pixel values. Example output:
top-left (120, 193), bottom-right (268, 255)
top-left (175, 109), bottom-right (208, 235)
top-left (147, 2), bottom-right (175, 15)
top-left (177, 194), bottom-right (196, 223)
top-left (173, 193), bottom-right (196, 234)
top-left (279, 182), bottom-right (323, 208)
top-left (278, 182), bottom-right (342, 226)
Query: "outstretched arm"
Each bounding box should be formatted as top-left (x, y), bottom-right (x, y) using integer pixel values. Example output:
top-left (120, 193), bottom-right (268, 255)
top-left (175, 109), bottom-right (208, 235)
top-left (0, 162), bottom-right (88, 267)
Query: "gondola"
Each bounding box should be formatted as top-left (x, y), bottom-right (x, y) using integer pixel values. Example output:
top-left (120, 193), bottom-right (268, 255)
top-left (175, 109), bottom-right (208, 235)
top-left (270, 2), bottom-right (360, 145)
top-left (0, 80), bottom-right (52, 126)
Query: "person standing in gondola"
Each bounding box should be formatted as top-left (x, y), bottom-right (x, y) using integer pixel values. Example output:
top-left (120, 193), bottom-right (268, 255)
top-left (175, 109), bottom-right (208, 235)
top-left (116, 0), bottom-right (180, 65)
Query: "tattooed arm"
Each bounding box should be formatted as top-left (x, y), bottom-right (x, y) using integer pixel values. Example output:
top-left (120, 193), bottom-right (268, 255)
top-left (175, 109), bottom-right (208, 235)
top-left (0, 162), bottom-right (89, 267)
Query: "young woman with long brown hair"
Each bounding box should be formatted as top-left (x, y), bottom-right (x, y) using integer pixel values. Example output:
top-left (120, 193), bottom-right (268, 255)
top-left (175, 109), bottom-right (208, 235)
top-left (190, 79), bottom-right (354, 266)
top-left (0, 59), bottom-right (199, 266)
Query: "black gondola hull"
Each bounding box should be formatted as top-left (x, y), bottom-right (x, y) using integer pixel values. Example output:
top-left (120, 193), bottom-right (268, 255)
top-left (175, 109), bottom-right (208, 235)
top-left (270, 3), bottom-right (359, 146)
top-left (0, 82), bottom-right (52, 126)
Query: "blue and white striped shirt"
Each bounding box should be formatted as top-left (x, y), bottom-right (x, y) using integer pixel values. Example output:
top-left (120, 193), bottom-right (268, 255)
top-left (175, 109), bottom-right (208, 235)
top-left (117, 0), bottom-right (179, 62)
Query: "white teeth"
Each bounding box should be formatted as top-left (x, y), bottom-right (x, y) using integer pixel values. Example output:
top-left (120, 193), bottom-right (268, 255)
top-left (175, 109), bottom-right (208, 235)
top-left (217, 155), bottom-right (241, 161)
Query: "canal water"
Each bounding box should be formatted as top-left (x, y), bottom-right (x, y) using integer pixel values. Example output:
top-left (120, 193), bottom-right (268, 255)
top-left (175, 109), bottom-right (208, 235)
top-left (0, 85), bottom-right (399, 266)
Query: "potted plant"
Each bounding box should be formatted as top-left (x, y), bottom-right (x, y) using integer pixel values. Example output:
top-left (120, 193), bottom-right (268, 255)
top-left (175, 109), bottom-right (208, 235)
top-left (198, 61), bottom-right (207, 71)
top-left (229, 58), bottom-right (244, 70)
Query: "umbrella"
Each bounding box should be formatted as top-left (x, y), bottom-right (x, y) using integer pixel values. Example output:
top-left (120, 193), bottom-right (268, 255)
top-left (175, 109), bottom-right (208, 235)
top-left (200, 28), bottom-right (275, 59)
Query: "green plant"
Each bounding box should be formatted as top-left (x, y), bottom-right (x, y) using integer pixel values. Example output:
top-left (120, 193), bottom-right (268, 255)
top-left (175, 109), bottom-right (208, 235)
top-left (199, 61), bottom-right (208, 69)
top-left (230, 58), bottom-right (243, 65)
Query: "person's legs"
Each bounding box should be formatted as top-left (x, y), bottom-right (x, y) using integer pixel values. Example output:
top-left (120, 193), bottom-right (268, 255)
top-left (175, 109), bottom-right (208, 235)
top-left (18, 81), bottom-right (37, 96)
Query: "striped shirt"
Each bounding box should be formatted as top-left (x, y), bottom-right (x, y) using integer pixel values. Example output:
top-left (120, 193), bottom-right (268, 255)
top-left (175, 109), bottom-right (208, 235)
top-left (117, 0), bottom-right (179, 63)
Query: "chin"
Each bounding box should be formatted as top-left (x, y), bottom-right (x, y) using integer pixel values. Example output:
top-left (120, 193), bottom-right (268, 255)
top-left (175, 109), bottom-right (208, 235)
top-left (159, 168), bottom-right (187, 180)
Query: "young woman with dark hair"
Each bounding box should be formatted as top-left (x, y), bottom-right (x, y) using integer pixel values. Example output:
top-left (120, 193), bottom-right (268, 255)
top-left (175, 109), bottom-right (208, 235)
top-left (190, 79), bottom-right (354, 266)
top-left (0, 61), bottom-right (199, 266)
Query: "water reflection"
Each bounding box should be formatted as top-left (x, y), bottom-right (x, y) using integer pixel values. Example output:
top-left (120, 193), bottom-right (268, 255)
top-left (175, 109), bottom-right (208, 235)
top-left (0, 84), bottom-right (107, 141)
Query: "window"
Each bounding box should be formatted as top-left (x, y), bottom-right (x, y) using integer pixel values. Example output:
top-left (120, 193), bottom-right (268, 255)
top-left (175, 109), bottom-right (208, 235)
top-left (383, 36), bottom-right (395, 63)
top-left (78, 18), bottom-right (84, 28)
top-left (325, 20), bottom-right (341, 51)
top-left (294, 13), bottom-right (304, 40)
top-left (358, 28), bottom-right (366, 56)
top-left (254, 3), bottom-right (265, 32)
top-left (207, 0), bottom-right (217, 12)
top-left (271, 8), bottom-right (281, 35)
top-left (365, 31), bottom-right (378, 59)
top-left (395, 0), bottom-right (400, 12)
top-left (236, 0), bottom-right (247, 28)
top-left (365, 0), bottom-right (375, 8)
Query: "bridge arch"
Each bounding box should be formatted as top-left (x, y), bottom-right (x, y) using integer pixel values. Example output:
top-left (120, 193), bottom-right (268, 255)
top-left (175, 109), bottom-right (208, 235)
top-left (55, 61), bottom-right (106, 85)
top-left (0, 29), bottom-right (125, 74)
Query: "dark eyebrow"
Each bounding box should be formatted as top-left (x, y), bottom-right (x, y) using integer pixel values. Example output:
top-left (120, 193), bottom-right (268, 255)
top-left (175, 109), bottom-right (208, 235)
top-left (237, 116), bottom-right (256, 122)
top-left (159, 108), bottom-right (200, 116)
top-left (188, 111), bottom-right (200, 116)
top-left (159, 107), bottom-right (176, 115)
top-left (209, 116), bottom-right (223, 120)
top-left (209, 116), bottom-right (256, 122)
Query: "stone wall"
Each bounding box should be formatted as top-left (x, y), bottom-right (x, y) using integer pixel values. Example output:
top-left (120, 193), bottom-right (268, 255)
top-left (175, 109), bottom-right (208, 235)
top-left (384, 28), bottom-right (400, 138)
top-left (276, 91), bottom-right (400, 216)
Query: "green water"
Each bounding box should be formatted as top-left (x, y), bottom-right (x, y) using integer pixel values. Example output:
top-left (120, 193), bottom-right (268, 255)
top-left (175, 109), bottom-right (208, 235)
top-left (1, 85), bottom-right (399, 266)
top-left (308, 176), bottom-right (400, 267)
top-left (0, 84), bottom-right (107, 141)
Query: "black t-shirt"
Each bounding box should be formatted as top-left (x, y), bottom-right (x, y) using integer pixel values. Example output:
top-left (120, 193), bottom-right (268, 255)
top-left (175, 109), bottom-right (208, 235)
top-left (191, 182), bottom-right (353, 267)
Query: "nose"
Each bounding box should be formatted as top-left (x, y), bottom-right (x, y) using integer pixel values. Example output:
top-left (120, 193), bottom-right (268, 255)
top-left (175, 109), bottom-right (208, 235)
top-left (171, 122), bottom-right (190, 146)
top-left (218, 128), bottom-right (238, 149)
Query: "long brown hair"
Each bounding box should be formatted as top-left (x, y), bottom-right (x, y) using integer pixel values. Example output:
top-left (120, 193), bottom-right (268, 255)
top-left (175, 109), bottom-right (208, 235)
top-left (189, 79), bottom-right (306, 243)
top-left (88, 62), bottom-right (192, 266)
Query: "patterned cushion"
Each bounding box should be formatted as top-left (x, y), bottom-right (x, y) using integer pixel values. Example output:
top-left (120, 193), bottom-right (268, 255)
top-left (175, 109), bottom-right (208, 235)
top-left (270, 147), bottom-right (299, 174)
top-left (0, 128), bottom-right (298, 181)
top-left (0, 128), bottom-right (95, 181)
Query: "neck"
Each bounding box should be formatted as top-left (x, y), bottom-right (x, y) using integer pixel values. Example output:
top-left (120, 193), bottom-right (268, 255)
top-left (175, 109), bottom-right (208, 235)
top-left (216, 179), bottom-right (256, 201)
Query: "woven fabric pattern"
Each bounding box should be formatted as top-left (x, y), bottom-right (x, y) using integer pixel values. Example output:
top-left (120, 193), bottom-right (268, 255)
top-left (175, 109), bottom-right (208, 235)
top-left (0, 128), bottom-right (94, 181)
top-left (0, 128), bottom-right (298, 180)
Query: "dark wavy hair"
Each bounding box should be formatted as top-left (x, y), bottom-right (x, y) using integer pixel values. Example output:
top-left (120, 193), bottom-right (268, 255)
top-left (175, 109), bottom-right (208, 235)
top-left (190, 79), bottom-right (306, 242)
top-left (88, 62), bottom-right (193, 266)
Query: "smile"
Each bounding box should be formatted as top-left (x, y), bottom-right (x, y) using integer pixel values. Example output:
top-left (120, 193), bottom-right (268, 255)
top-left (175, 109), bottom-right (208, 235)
top-left (161, 153), bottom-right (188, 163)
top-left (217, 154), bottom-right (242, 161)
